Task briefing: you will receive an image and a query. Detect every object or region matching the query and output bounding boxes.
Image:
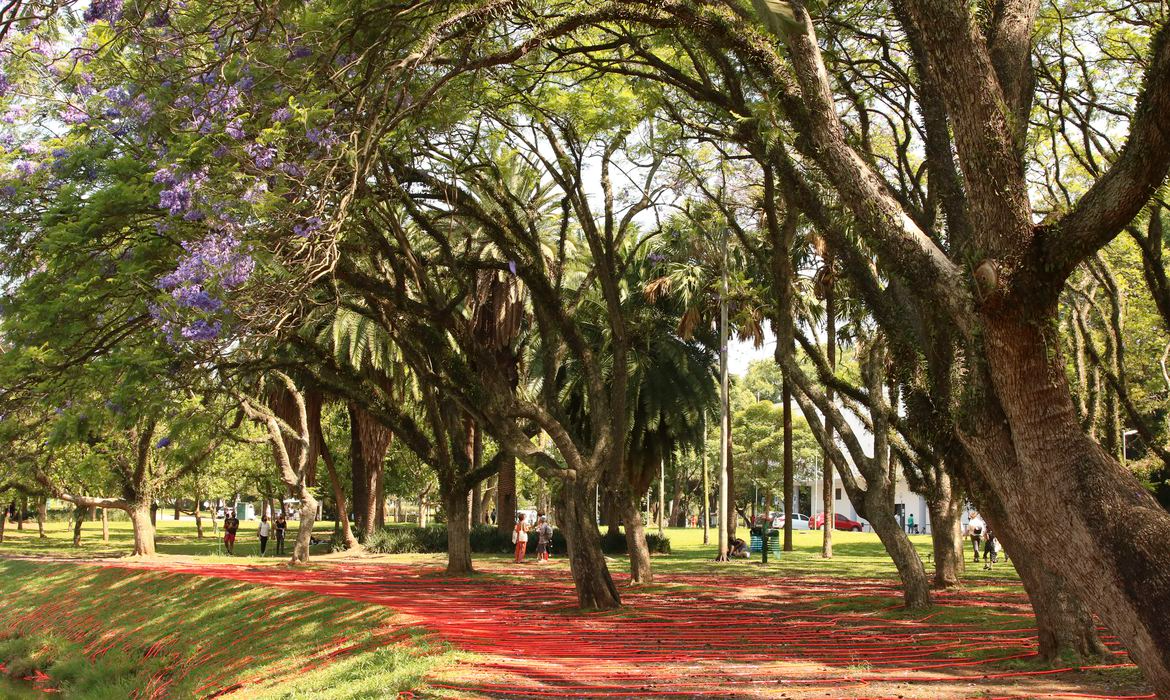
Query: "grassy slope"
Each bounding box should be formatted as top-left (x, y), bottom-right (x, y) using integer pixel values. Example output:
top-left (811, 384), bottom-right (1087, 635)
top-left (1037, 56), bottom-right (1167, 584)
top-left (0, 559), bottom-right (458, 699)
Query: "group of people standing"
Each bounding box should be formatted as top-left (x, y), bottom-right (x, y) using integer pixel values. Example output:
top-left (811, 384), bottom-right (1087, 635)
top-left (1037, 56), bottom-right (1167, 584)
top-left (221, 509), bottom-right (287, 556)
top-left (512, 512), bottom-right (553, 563)
top-left (965, 511), bottom-right (1006, 570)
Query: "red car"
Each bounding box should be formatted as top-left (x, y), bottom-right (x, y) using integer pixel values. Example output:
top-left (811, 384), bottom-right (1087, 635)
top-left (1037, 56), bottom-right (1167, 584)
top-left (809, 513), bottom-right (864, 532)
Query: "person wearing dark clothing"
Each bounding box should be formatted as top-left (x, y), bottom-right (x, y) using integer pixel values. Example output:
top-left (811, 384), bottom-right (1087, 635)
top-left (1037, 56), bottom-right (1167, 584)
top-left (274, 514), bottom-right (287, 555)
top-left (224, 510), bottom-right (240, 554)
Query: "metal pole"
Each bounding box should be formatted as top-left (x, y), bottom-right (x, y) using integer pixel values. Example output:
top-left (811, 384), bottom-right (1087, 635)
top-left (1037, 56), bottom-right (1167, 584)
top-left (702, 413), bottom-right (710, 545)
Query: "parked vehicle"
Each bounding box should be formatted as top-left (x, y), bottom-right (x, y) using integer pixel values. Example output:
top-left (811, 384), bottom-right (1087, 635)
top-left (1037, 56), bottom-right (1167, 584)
top-left (771, 513), bottom-right (811, 530)
top-left (808, 513), bottom-right (864, 532)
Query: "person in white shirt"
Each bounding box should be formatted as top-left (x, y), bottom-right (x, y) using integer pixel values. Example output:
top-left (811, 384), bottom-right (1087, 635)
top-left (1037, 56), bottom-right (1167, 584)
top-left (965, 512), bottom-right (985, 563)
top-left (258, 515), bottom-right (271, 556)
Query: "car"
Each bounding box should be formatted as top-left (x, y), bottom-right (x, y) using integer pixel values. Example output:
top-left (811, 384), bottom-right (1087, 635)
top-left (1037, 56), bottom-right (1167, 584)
top-left (770, 513), bottom-right (811, 530)
top-left (808, 512), bottom-right (864, 532)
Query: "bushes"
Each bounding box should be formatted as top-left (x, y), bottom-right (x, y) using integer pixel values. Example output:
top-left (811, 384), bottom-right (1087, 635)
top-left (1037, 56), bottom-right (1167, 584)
top-left (334, 523), bottom-right (671, 556)
top-left (599, 529), bottom-right (672, 555)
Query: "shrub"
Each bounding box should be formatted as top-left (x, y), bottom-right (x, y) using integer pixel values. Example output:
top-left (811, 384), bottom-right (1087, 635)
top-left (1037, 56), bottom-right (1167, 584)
top-left (333, 524), bottom-right (669, 556)
top-left (599, 529), bottom-right (671, 555)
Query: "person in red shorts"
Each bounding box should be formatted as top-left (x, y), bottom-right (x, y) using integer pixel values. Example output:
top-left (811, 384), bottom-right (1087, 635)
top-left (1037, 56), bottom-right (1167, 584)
top-left (512, 512), bottom-right (529, 563)
top-left (223, 508), bottom-right (239, 554)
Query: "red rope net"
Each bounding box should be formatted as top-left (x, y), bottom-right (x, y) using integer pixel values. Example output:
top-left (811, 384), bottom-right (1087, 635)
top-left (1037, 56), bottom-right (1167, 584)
top-left (92, 560), bottom-right (1150, 700)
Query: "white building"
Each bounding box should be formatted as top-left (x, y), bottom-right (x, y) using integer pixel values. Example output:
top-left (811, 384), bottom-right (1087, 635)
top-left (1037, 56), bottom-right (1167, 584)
top-left (806, 469), bottom-right (931, 534)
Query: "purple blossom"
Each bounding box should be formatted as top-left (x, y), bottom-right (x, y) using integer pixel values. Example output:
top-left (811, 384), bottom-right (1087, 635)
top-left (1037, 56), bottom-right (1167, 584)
top-left (83, 0), bottom-right (122, 22)
top-left (158, 232), bottom-right (254, 291)
top-left (271, 107), bottom-right (292, 123)
top-left (172, 286), bottom-right (223, 311)
top-left (0, 185), bottom-right (16, 198)
top-left (212, 145), bottom-right (230, 158)
top-left (225, 122), bottom-right (246, 139)
top-left (277, 162), bottom-right (304, 178)
top-left (246, 143), bottom-right (276, 169)
top-left (62, 105), bottom-right (89, 124)
top-left (0, 73), bottom-right (9, 98)
top-left (507, 260), bottom-right (517, 275)
top-left (289, 46), bottom-right (313, 60)
top-left (13, 160), bottom-right (40, 177)
top-left (180, 319), bottom-right (222, 341)
top-left (242, 181), bottom-right (267, 203)
top-left (647, 252), bottom-right (667, 263)
top-left (292, 216), bottom-right (321, 237)
top-left (156, 436), bottom-right (172, 448)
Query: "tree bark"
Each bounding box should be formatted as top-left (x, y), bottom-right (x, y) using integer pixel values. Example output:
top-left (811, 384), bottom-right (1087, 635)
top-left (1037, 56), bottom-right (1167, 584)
top-left (927, 493), bottom-right (963, 588)
top-left (783, 376), bottom-right (794, 551)
top-left (823, 272), bottom-right (836, 559)
top-left (348, 402), bottom-right (393, 539)
top-left (36, 497), bottom-right (45, 539)
top-left (72, 505), bottom-right (83, 547)
top-left (496, 455), bottom-right (517, 536)
top-left (444, 483), bottom-right (474, 575)
top-left (291, 492), bottom-right (318, 563)
top-left (558, 481), bottom-right (621, 609)
top-left (101, 507), bottom-right (109, 543)
top-left (127, 501), bottom-right (155, 556)
top-left (321, 433), bottom-right (360, 550)
top-left (865, 497), bottom-right (932, 609)
top-left (16, 496), bottom-right (24, 531)
top-left (965, 315), bottom-right (1169, 683)
top-left (618, 485), bottom-right (653, 584)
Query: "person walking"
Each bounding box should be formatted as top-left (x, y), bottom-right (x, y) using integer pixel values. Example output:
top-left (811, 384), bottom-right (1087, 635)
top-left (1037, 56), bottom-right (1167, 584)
top-left (983, 528), bottom-right (998, 569)
top-left (512, 513), bottom-right (529, 563)
top-left (534, 514), bottom-right (553, 563)
top-left (223, 508), bottom-right (239, 555)
top-left (274, 513), bottom-right (287, 555)
top-left (258, 515), bottom-right (271, 556)
top-left (907, 513), bottom-right (915, 534)
top-left (965, 511), bottom-right (984, 563)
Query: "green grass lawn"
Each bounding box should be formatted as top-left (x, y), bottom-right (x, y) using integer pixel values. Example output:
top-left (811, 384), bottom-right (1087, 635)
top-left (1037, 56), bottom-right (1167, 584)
top-left (0, 559), bottom-right (458, 698)
top-left (0, 515), bottom-right (337, 561)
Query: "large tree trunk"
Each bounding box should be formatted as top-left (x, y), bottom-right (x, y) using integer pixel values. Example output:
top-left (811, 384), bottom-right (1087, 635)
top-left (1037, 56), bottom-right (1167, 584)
top-left (128, 501), bottom-right (155, 556)
top-left (558, 482), bottom-right (621, 610)
top-left (864, 495), bottom-right (932, 609)
top-left (291, 492), bottom-right (318, 564)
top-left (101, 508), bottom-right (109, 543)
top-left (321, 434), bottom-right (360, 550)
top-left (926, 472), bottom-right (964, 592)
top-left (618, 485), bottom-right (653, 585)
top-left (496, 455), bottom-right (517, 536)
top-left (927, 493), bottom-right (963, 588)
top-left (822, 276), bottom-right (836, 559)
top-left (348, 403), bottom-right (393, 539)
top-left (16, 496), bottom-right (24, 531)
top-left (72, 505), bottom-right (83, 547)
top-left (36, 497), bottom-right (46, 539)
top-left (444, 483), bottom-right (474, 575)
top-left (725, 432), bottom-right (736, 538)
top-left (969, 313), bottom-right (1170, 688)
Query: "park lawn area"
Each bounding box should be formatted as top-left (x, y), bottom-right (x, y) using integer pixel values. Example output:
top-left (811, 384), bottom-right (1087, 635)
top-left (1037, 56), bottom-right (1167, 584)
top-left (0, 516), bottom-right (341, 561)
top-left (0, 559), bottom-right (460, 699)
top-left (651, 524), bottom-right (1022, 586)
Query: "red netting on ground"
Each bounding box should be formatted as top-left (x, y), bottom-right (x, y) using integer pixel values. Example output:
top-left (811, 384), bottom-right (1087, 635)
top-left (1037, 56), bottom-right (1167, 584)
top-left (100, 560), bottom-right (1152, 700)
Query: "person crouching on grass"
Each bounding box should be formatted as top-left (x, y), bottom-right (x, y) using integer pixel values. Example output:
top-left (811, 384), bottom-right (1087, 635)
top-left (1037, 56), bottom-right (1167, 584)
top-left (513, 513), bottom-right (529, 562)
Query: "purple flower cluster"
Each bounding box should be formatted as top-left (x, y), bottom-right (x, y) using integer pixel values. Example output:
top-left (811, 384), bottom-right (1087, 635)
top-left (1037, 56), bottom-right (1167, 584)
top-left (83, 0), bottom-right (123, 22)
top-left (158, 232), bottom-right (255, 293)
top-left (246, 143), bottom-right (276, 169)
top-left (181, 319), bottom-right (222, 341)
top-left (292, 216), bottom-right (321, 237)
top-left (154, 165), bottom-right (207, 217)
top-left (271, 106), bottom-right (292, 123)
